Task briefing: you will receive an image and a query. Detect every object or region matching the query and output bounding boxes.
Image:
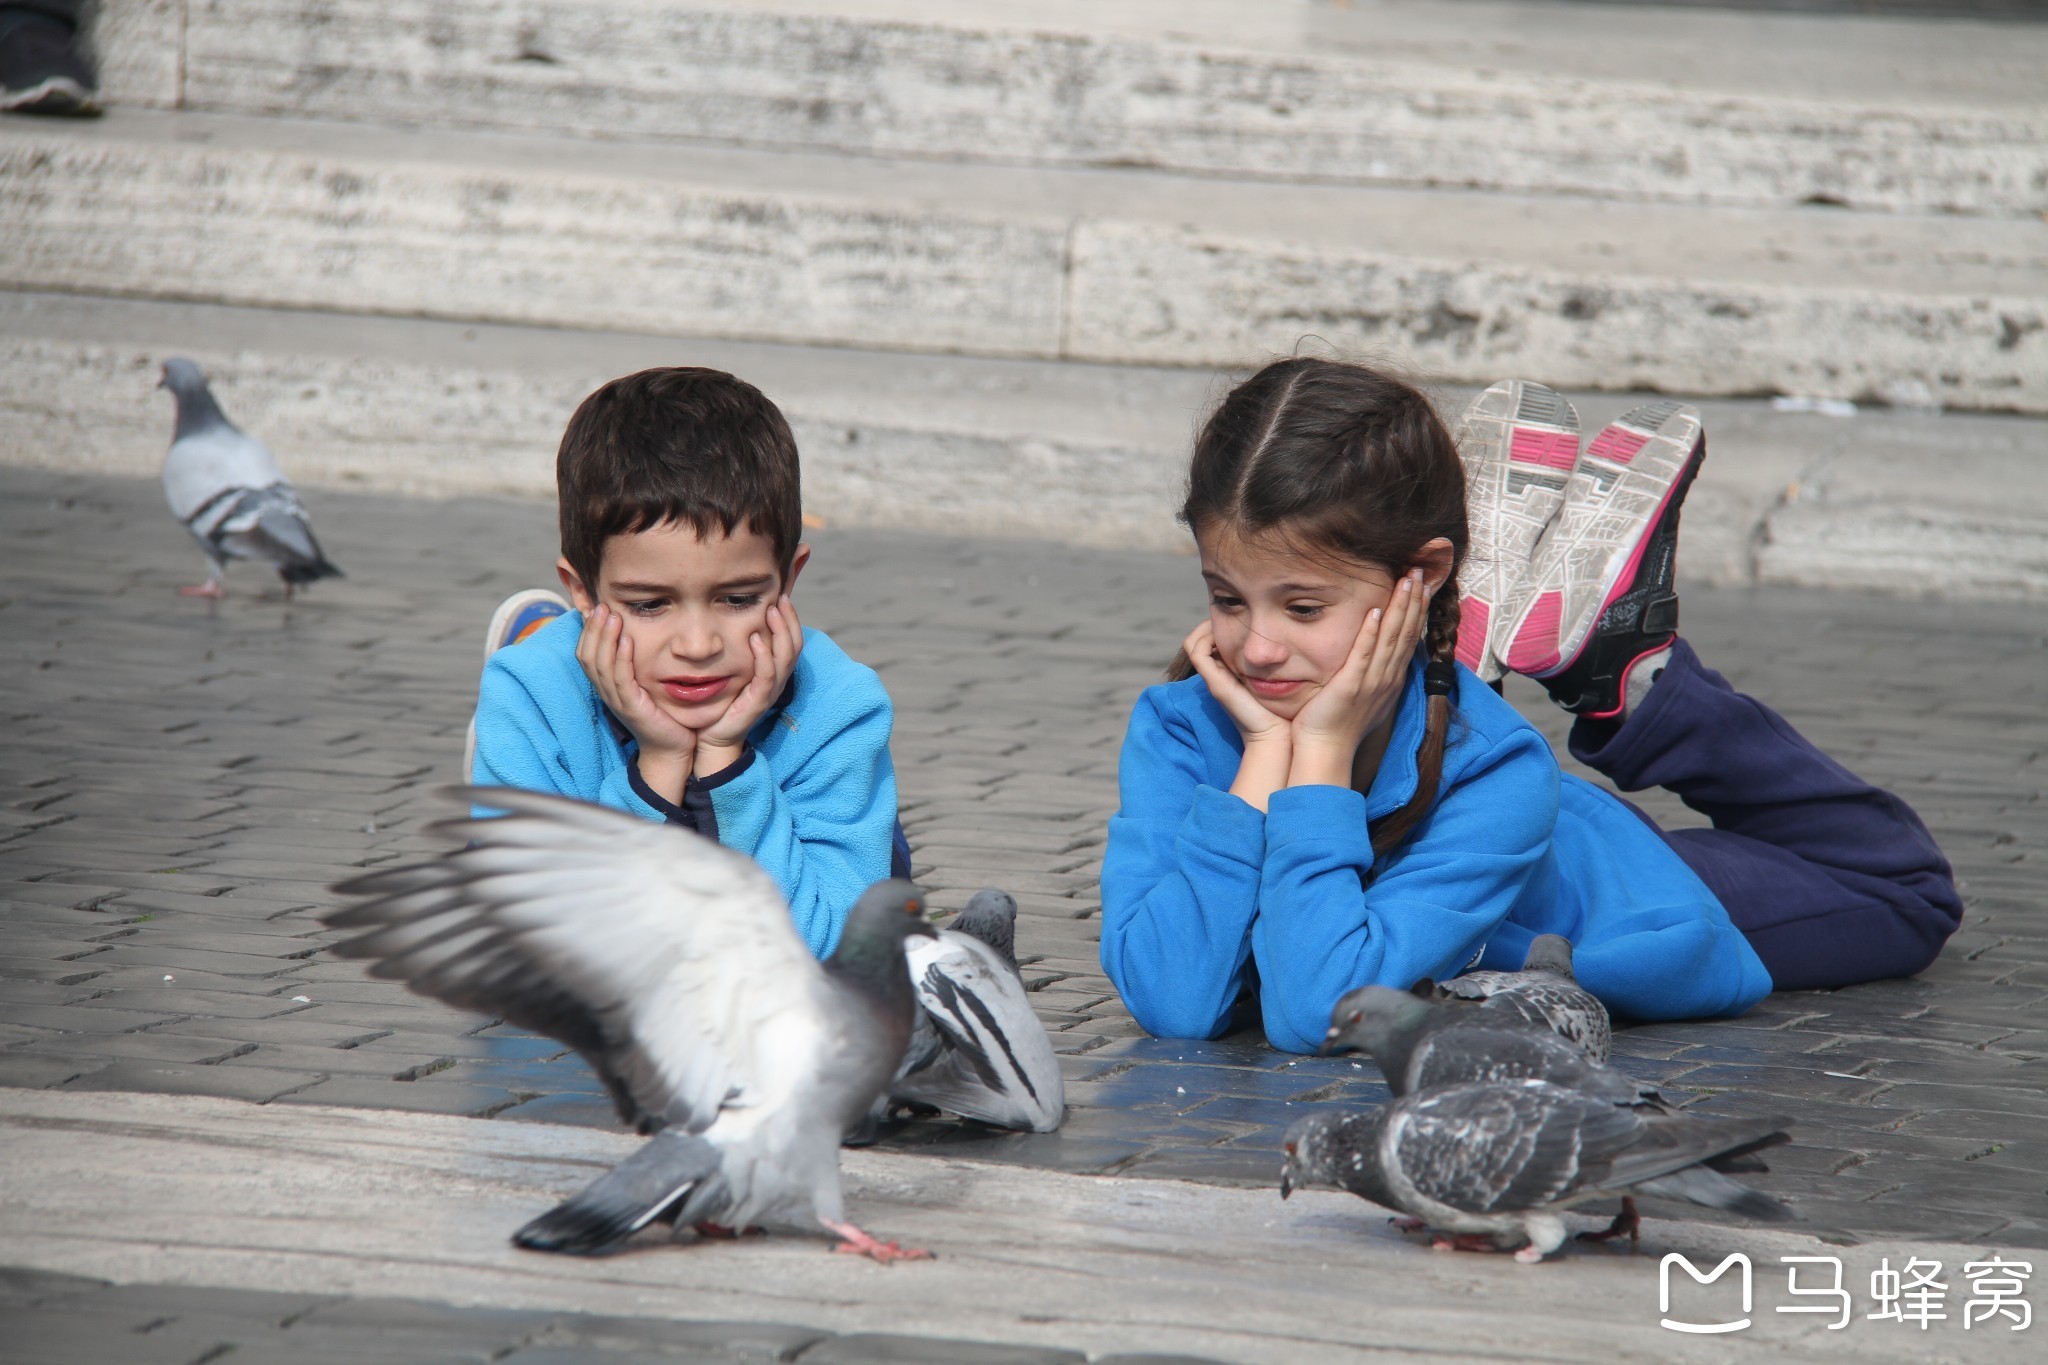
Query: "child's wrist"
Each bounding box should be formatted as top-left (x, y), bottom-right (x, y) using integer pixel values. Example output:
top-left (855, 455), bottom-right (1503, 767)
top-left (693, 737), bottom-right (746, 778)
top-left (634, 747), bottom-right (690, 804)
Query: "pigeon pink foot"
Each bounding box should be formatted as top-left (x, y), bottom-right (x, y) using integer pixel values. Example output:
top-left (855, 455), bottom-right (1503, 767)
top-left (178, 581), bottom-right (225, 598)
top-left (1389, 1216), bottom-right (1428, 1234)
top-left (822, 1219), bottom-right (933, 1264)
top-left (1430, 1233), bottom-right (1507, 1254)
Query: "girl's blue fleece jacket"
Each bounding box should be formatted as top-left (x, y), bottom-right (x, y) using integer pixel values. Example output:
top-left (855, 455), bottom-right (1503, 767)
top-left (470, 612), bottom-right (897, 959)
top-left (1100, 656), bottom-right (1773, 1054)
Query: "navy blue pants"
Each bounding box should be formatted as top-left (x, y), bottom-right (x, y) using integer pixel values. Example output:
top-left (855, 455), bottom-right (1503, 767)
top-left (1568, 638), bottom-right (1962, 991)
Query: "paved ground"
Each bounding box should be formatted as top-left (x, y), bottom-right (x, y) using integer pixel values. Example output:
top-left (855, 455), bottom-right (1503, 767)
top-left (1, 463), bottom-right (2045, 1274)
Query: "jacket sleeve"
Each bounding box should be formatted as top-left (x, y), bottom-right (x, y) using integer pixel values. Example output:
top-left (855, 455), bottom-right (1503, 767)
top-left (469, 658), bottom-right (665, 822)
top-left (706, 672), bottom-right (897, 960)
top-left (1249, 727), bottom-right (1558, 1053)
top-left (1100, 690), bottom-right (1267, 1040)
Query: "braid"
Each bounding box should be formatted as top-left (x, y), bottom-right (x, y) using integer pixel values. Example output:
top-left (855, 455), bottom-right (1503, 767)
top-left (1368, 587), bottom-right (1460, 859)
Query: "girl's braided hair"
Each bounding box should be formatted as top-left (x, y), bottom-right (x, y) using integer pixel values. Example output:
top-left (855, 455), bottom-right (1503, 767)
top-left (1168, 357), bottom-right (1468, 858)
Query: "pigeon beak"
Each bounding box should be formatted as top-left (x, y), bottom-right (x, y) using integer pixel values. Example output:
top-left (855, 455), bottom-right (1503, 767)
top-left (1279, 1171), bottom-right (1294, 1200)
top-left (1316, 1029), bottom-right (1344, 1057)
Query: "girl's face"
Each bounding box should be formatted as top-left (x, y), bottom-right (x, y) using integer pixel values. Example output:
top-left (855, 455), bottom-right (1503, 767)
top-left (1196, 527), bottom-right (1404, 722)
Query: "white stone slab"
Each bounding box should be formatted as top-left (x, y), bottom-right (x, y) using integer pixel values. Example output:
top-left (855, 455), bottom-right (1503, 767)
top-left (84, 0), bottom-right (2047, 217)
top-left (2, 1086), bottom-right (2032, 1364)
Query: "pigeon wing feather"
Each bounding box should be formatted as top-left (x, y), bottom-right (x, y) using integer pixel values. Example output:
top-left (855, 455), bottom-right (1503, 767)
top-left (891, 929), bottom-right (1064, 1132)
top-left (327, 787), bottom-right (830, 1135)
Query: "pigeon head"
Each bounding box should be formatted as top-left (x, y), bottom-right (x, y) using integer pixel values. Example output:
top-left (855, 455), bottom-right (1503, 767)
top-left (159, 357), bottom-right (209, 395)
top-left (950, 888), bottom-right (1018, 967)
top-left (1279, 1112), bottom-right (1342, 1199)
top-left (1521, 935), bottom-right (1578, 979)
top-left (829, 879), bottom-right (938, 967)
top-left (1318, 984), bottom-right (1433, 1059)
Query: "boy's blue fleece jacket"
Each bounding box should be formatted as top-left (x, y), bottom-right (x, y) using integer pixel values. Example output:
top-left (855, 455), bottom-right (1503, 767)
top-left (1100, 657), bottom-right (1773, 1054)
top-left (470, 612), bottom-right (897, 959)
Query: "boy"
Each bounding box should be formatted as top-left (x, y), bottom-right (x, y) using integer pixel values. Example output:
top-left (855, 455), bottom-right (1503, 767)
top-left (470, 366), bottom-right (904, 958)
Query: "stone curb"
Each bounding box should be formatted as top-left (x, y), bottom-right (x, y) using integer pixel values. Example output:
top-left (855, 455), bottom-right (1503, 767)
top-left (2, 110), bottom-right (2041, 414)
top-left (4, 290), bottom-right (2046, 598)
top-left (89, 0), bottom-right (2048, 218)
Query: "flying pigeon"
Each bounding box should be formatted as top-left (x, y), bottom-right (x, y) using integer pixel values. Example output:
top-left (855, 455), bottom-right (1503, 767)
top-left (324, 786), bottom-right (938, 1262)
top-left (1279, 1081), bottom-right (1796, 1263)
top-left (158, 357), bottom-right (342, 598)
top-left (885, 889), bottom-right (1064, 1133)
top-left (1323, 985), bottom-right (1654, 1110)
top-left (1425, 934), bottom-right (1610, 1062)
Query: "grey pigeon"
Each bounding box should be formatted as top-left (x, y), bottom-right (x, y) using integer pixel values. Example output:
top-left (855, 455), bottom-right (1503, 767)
top-left (159, 357), bottom-right (342, 598)
top-left (1322, 985), bottom-right (1656, 1110)
top-left (324, 786), bottom-right (937, 1261)
top-left (884, 889), bottom-right (1063, 1133)
top-left (1280, 1081), bottom-right (1796, 1263)
top-left (1427, 934), bottom-right (1611, 1062)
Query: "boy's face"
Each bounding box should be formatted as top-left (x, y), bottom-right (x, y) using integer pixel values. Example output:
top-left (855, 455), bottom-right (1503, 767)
top-left (557, 521), bottom-right (808, 734)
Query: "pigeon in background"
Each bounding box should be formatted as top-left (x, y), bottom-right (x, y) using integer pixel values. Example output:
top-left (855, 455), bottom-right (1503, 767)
top-left (158, 357), bottom-right (342, 598)
top-left (885, 889), bottom-right (1064, 1134)
top-left (1425, 934), bottom-right (1611, 1062)
top-left (1280, 1082), bottom-right (1796, 1263)
top-left (1323, 985), bottom-right (1654, 1110)
top-left (325, 786), bottom-right (938, 1262)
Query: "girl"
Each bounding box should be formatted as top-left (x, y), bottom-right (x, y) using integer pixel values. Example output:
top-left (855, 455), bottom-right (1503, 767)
top-left (1100, 359), bottom-right (1962, 1054)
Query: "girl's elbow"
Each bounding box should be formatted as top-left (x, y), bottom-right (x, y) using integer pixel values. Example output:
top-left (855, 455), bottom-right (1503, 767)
top-left (1125, 993), bottom-right (1232, 1042)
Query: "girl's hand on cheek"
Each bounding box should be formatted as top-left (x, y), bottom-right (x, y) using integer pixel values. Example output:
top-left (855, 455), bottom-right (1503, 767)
top-left (1183, 619), bottom-right (1291, 749)
top-left (1291, 569), bottom-right (1430, 766)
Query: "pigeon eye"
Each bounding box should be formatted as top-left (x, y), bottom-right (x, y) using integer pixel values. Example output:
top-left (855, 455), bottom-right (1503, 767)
top-left (1347, 1011), bottom-right (1362, 1025)
top-left (1284, 1142), bottom-right (1296, 1156)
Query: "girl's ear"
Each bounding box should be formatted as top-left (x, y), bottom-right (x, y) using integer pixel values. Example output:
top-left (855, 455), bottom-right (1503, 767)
top-left (555, 557), bottom-right (597, 613)
top-left (1412, 537), bottom-right (1457, 599)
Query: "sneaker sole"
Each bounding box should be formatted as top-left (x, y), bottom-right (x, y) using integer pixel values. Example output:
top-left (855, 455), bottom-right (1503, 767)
top-left (0, 76), bottom-right (100, 116)
top-left (1502, 401), bottom-right (1704, 679)
top-left (1453, 380), bottom-right (1579, 681)
top-left (481, 588), bottom-right (572, 664)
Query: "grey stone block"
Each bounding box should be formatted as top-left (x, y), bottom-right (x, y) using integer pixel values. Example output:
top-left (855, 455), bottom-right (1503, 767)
top-left (63, 1058), bottom-right (325, 1103)
top-left (797, 1334), bottom-right (1084, 1365)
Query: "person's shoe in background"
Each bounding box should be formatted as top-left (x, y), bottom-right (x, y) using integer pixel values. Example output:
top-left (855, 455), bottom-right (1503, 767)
top-left (0, 6), bottom-right (100, 117)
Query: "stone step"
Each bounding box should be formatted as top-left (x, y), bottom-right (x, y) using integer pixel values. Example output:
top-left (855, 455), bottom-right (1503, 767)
top-left (6, 289), bottom-right (2045, 600)
top-left (92, 0), bottom-right (2048, 218)
top-left (4, 109), bottom-right (2043, 413)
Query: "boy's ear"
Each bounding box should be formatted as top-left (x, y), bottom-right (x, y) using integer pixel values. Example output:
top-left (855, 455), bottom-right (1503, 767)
top-left (1413, 537), bottom-right (1457, 600)
top-left (781, 542), bottom-right (812, 596)
top-left (555, 557), bottom-right (597, 612)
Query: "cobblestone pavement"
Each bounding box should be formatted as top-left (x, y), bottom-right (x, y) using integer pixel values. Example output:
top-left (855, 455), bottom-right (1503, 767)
top-left (2, 465), bottom-right (2044, 1258)
top-left (0, 1265), bottom-right (1220, 1365)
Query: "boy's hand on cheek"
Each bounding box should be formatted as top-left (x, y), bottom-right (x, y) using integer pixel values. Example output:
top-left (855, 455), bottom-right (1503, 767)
top-left (696, 594), bottom-right (804, 778)
top-left (578, 604), bottom-right (697, 803)
top-left (1290, 569), bottom-right (1430, 787)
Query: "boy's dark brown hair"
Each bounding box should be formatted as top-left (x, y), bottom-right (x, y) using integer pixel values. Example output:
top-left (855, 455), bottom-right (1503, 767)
top-left (1170, 356), bottom-right (1469, 859)
top-left (556, 366), bottom-right (802, 592)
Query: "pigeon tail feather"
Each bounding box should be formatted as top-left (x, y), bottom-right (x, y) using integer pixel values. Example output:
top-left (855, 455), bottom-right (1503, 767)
top-left (1633, 1166), bottom-right (1800, 1223)
top-left (513, 1130), bottom-right (723, 1255)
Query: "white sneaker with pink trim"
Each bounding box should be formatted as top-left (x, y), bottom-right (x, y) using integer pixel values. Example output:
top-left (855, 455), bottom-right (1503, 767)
top-left (1453, 381), bottom-right (1579, 683)
top-left (1497, 401), bottom-right (1706, 706)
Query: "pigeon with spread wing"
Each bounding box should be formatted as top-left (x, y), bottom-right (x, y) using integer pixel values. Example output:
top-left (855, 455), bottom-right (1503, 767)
top-left (325, 787), bottom-right (936, 1261)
